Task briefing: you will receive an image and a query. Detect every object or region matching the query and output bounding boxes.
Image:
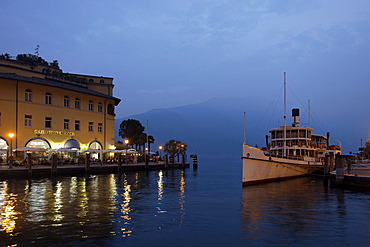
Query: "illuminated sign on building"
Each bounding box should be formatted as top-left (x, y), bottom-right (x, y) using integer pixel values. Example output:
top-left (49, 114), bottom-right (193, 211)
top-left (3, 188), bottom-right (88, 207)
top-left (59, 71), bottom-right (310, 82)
top-left (34, 129), bottom-right (75, 136)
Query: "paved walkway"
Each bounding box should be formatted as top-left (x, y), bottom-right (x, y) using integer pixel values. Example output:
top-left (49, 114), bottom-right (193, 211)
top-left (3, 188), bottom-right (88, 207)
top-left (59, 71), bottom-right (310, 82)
top-left (0, 162), bottom-right (190, 179)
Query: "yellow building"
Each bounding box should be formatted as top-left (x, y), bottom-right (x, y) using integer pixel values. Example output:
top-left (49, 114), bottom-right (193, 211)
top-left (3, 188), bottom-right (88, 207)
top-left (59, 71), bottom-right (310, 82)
top-left (0, 54), bottom-right (120, 163)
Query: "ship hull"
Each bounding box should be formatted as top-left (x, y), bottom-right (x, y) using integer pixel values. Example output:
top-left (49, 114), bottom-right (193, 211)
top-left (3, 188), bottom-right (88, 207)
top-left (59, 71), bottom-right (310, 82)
top-left (242, 144), bottom-right (322, 186)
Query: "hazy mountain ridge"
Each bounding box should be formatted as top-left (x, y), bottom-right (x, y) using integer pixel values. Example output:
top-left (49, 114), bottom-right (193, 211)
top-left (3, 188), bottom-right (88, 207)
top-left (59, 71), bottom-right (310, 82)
top-left (115, 97), bottom-right (252, 156)
top-left (115, 96), bottom-right (366, 156)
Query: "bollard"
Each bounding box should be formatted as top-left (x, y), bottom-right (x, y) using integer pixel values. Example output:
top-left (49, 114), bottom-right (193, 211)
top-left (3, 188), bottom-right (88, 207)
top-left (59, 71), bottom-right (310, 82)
top-left (335, 155), bottom-right (346, 184)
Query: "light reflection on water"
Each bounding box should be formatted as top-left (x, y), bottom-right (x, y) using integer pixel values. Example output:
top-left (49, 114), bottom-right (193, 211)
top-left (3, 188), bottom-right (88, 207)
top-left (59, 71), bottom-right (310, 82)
top-left (241, 177), bottom-right (370, 246)
top-left (0, 170), bottom-right (189, 246)
top-left (2, 156), bottom-right (370, 246)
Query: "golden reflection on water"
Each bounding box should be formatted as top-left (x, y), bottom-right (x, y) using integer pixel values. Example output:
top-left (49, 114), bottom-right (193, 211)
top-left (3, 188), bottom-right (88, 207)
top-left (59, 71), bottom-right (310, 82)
top-left (157, 170), bottom-right (167, 214)
top-left (77, 179), bottom-right (88, 218)
top-left (0, 182), bottom-right (18, 234)
top-left (120, 174), bottom-right (132, 237)
top-left (52, 181), bottom-right (64, 222)
top-left (178, 171), bottom-right (186, 226)
top-left (0, 170), bottom-right (188, 243)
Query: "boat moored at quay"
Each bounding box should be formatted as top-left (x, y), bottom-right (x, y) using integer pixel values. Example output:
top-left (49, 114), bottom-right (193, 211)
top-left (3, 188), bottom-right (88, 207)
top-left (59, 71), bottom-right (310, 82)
top-left (242, 73), bottom-right (341, 186)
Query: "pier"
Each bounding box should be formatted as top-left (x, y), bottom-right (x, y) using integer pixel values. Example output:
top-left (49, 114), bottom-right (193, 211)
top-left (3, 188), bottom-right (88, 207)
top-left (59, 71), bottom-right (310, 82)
top-left (0, 162), bottom-right (190, 179)
top-left (330, 155), bottom-right (370, 189)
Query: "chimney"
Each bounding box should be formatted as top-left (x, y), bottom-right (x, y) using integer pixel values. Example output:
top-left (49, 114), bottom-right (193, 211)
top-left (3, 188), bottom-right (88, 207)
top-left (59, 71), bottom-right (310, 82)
top-left (292, 108), bottom-right (300, 127)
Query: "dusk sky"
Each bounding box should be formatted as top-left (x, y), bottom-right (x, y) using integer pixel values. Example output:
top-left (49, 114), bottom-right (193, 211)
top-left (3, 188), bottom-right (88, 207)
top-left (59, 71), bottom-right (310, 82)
top-left (2, 1), bottom-right (370, 148)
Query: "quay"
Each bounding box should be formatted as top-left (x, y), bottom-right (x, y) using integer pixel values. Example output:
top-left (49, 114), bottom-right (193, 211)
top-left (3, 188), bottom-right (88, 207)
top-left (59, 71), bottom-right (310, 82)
top-left (330, 164), bottom-right (370, 189)
top-left (330, 155), bottom-right (370, 189)
top-left (0, 162), bottom-right (190, 179)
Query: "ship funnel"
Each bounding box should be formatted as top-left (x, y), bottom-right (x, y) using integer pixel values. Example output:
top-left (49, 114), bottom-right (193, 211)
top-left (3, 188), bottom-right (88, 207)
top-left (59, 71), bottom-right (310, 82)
top-left (292, 108), bottom-right (300, 127)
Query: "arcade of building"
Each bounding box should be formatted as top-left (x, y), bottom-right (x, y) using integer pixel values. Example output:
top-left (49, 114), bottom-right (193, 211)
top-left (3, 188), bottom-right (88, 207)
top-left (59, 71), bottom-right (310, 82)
top-left (0, 57), bottom-right (121, 163)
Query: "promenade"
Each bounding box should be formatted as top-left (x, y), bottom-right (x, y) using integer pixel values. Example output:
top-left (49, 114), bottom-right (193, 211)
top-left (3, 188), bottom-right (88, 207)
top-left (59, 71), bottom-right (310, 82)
top-left (0, 162), bottom-right (190, 179)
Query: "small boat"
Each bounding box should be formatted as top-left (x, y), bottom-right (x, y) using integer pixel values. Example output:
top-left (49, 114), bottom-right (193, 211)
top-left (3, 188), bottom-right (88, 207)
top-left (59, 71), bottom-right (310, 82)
top-left (242, 73), bottom-right (341, 186)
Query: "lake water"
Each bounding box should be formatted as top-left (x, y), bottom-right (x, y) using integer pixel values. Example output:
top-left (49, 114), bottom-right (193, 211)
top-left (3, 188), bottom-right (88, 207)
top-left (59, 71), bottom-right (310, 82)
top-left (1, 156), bottom-right (370, 247)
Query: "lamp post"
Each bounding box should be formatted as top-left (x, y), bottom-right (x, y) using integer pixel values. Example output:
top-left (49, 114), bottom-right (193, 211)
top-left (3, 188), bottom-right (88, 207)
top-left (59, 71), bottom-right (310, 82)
top-left (8, 133), bottom-right (14, 169)
top-left (333, 139), bottom-right (342, 151)
top-left (159, 146), bottom-right (163, 159)
top-left (125, 139), bottom-right (129, 164)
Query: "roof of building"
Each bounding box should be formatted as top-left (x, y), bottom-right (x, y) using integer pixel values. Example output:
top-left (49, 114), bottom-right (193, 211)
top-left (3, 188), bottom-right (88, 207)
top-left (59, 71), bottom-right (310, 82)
top-left (0, 73), bottom-right (121, 105)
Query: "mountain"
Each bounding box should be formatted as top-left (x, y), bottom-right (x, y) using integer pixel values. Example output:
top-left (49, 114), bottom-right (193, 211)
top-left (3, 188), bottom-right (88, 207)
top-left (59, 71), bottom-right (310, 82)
top-left (115, 97), bottom-right (261, 157)
top-left (115, 96), bottom-right (368, 156)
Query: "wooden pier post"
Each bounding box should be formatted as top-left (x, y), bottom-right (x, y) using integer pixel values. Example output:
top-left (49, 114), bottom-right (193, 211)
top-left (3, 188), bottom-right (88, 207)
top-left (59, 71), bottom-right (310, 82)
top-left (324, 154), bottom-right (329, 175)
top-left (145, 154), bottom-right (149, 170)
top-left (117, 153), bottom-right (122, 172)
top-left (335, 155), bottom-right (346, 184)
top-left (164, 155), bottom-right (168, 169)
top-left (85, 153), bottom-right (90, 173)
top-left (51, 153), bottom-right (57, 176)
top-left (190, 154), bottom-right (198, 168)
top-left (27, 153), bottom-right (32, 175)
top-left (181, 154), bottom-right (186, 168)
top-left (329, 153), bottom-right (335, 173)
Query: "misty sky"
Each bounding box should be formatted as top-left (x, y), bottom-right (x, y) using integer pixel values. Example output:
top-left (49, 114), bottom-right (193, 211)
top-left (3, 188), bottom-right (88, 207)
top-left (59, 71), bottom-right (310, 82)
top-left (2, 1), bottom-right (370, 144)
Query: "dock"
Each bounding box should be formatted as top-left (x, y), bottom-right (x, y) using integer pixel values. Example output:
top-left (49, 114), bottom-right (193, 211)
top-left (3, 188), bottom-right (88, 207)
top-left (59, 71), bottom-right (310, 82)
top-left (0, 162), bottom-right (190, 179)
top-left (330, 163), bottom-right (370, 189)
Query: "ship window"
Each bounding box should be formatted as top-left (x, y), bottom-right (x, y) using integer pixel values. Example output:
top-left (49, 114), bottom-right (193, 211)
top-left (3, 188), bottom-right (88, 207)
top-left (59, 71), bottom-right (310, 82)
top-left (276, 131), bottom-right (283, 139)
top-left (291, 130), bottom-right (298, 138)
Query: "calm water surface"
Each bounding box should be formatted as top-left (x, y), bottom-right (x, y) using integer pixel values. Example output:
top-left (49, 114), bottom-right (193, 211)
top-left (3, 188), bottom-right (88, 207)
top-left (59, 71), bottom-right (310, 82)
top-left (1, 156), bottom-right (370, 246)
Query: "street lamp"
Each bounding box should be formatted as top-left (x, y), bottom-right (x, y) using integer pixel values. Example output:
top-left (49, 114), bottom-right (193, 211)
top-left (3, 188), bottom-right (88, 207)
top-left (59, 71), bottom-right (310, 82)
top-left (333, 139), bottom-right (342, 151)
top-left (159, 146), bottom-right (163, 158)
top-left (125, 139), bottom-right (129, 164)
top-left (8, 133), bottom-right (14, 169)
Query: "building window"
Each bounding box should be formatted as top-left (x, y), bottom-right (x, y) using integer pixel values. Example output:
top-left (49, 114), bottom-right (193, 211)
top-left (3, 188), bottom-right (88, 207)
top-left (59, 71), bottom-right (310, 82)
top-left (98, 102), bottom-right (103, 113)
top-left (45, 92), bottom-right (52, 105)
top-left (25, 89), bottom-right (32, 102)
top-left (45, 117), bottom-right (52, 129)
top-left (25, 115), bottom-right (32, 127)
top-left (64, 119), bottom-right (70, 130)
top-left (75, 98), bottom-right (80, 109)
top-left (75, 120), bottom-right (80, 131)
top-left (100, 80), bottom-right (105, 84)
top-left (88, 122), bottom-right (94, 132)
top-left (107, 104), bottom-right (115, 115)
top-left (89, 100), bottom-right (94, 111)
top-left (98, 123), bottom-right (103, 133)
top-left (89, 79), bottom-right (94, 83)
top-left (64, 96), bottom-right (70, 107)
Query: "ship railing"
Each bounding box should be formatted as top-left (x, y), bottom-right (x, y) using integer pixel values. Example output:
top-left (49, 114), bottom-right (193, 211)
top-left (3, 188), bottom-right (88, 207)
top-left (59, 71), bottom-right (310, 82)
top-left (264, 152), bottom-right (305, 161)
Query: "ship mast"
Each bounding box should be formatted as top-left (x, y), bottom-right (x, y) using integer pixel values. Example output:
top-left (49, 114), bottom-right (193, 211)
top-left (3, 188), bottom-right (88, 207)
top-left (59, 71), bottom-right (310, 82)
top-left (283, 72), bottom-right (287, 157)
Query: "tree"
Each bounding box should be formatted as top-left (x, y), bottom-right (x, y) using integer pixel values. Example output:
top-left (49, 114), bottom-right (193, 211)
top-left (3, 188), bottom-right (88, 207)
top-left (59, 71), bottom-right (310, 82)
top-left (0, 53), bottom-right (11, 59)
top-left (365, 139), bottom-right (370, 159)
top-left (164, 140), bottom-right (187, 161)
top-left (118, 119), bottom-right (145, 147)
